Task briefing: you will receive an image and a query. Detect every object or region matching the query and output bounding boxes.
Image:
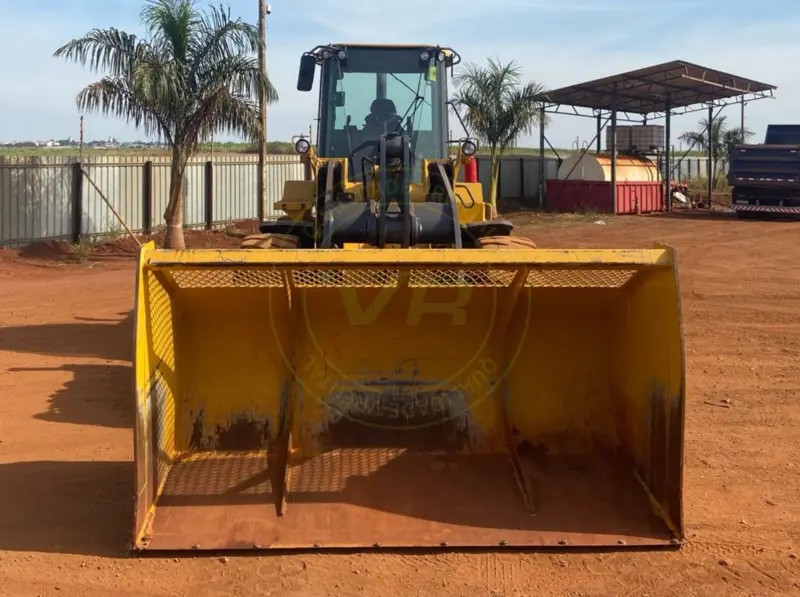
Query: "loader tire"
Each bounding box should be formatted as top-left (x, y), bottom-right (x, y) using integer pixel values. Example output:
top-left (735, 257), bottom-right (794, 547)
top-left (478, 236), bottom-right (537, 250)
top-left (240, 233), bottom-right (300, 249)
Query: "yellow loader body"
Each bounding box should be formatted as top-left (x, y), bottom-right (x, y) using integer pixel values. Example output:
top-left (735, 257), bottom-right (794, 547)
top-left (133, 243), bottom-right (685, 550)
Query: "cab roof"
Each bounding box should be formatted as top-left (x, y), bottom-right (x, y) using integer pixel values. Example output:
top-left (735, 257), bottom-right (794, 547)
top-left (332, 43), bottom-right (438, 49)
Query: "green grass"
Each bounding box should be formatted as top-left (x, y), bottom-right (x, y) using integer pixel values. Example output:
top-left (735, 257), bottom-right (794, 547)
top-left (0, 142), bottom-right (711, 158)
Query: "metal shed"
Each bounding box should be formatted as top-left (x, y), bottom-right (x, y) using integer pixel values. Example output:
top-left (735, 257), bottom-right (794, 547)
top-left (534, 60), bottom-right (777, 211)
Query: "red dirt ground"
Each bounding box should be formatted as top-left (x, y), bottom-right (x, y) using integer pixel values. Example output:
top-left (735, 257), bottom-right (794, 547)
top-left (0, 212), bottom-right (798, 596)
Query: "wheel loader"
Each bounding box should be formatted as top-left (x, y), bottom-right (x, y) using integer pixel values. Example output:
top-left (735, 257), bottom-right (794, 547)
top-left (132, 43), bottom-right (686, 551)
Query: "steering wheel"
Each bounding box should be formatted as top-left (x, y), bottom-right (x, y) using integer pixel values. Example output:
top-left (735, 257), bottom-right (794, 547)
top-left (347, 139), bottom-right (381, 164)
top-left (364, 112), bottom-right (403, 133)
top-left (347, 138), bottom-right (423, 166)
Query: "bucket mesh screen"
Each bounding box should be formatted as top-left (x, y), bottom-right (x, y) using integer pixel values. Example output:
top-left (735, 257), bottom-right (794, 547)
top-left (408, 269), bottom-right (516, 287)
top-left (525, 268), bottom-right (638, 288)
top-left (145, 271), bottom-right (178, 489)
top-left (170, 269), bottom-right (284, 289)
top-left (293, 269), bottom-right (400, 288)
top-left (160, 266), bottom-right (640, 290)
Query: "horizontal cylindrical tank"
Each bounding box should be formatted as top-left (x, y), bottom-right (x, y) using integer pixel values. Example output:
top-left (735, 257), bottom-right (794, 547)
top-left (557, 153), bottom-right (660, 182)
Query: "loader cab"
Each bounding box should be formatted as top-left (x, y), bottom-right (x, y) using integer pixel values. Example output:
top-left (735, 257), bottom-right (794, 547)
top-left (297, 44), bottom-right (457, 182)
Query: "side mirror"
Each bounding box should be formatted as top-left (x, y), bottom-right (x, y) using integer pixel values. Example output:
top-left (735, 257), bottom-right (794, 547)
top-left (297, 53), bottom-right (316, 92)
top-left (333, 91), bottom-right (346, 108)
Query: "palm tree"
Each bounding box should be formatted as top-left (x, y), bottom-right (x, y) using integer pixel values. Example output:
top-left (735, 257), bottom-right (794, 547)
top-left (54, 0), bottom-right (277, 249)
top-left (679, 115), bottom-right (754, 186)
top-left (452, 58), bottom-right (547, 210)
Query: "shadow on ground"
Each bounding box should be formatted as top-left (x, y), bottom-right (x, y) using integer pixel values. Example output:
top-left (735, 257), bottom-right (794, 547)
top-left (0, 460), bottom-right (133, 557)
top-left (1, 312), bottom-right (134, 428)
top-left (9, 363), bottom-right (134, 429)
top-left (0, 311), bottom-right (133, 361)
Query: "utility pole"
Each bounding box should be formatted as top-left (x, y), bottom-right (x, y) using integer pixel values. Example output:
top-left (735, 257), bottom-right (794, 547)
top-left (79, 112), bottom-right (85, 162)
top-left (258, 1), bottom-right (270, 221)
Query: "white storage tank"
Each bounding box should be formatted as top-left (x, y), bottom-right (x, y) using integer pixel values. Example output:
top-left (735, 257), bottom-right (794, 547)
top-left (557, 153), bottom-right (660, 182)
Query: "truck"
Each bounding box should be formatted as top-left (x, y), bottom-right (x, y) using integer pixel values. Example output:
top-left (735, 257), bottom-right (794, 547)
top-left (729, 124), bottom-right (800, 218)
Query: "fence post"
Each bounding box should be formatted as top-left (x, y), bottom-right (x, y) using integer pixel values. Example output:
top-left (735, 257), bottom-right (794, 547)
top-left (143, 161), bottom-right (153, 234)
top-left (205, 160), bottom-right (214, 230)
top-left (71, 162), bottom-right (83, 243)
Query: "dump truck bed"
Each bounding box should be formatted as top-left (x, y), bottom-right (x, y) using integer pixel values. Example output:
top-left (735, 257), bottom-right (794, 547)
top-left (730, 125), bottom-right (800, 214)
top-left (133, 245), bottom-right (685, 551)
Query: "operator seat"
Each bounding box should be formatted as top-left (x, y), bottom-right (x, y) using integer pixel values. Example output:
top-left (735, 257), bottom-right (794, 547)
top-left (363, 99), bottom-right (402, 135)
top-left (352, 99), bottom-right (403, 179)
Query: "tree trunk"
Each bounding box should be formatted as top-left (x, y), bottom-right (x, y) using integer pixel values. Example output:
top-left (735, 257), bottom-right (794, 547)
top-left (488, 152), bottom-right (501, 211)
top-left (163, 146), bottom-right (186, 250)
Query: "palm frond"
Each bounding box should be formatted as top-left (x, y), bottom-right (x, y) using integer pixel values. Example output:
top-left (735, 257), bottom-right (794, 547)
top-left (183, 53), bottom-right (274, 144)
top-left (189, 4), bottom-right (260, 79)
top-left (199, 91), bottom-right (260, 142)
top-left (53, 28), bottom-right (145, 77)
top-left (452, 58), bottom-right (545, 154)
top-left (76, 77), bottom-right (167, 140)
top-left (140, 0), bottom-right (199, 63)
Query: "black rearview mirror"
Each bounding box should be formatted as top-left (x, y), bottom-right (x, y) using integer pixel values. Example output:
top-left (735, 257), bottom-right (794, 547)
top-left (297, 54), bottom-right (316, 92)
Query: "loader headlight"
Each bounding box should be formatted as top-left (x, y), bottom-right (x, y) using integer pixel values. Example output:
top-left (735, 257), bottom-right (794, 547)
top-left (420, 51), bottom-right (431, 61)
top-left (461, 140), bottom-right (477, 157)
top-left (438, 51), bottom-right (447, 62)
top-left (295, 138), bottom-right (311, 154)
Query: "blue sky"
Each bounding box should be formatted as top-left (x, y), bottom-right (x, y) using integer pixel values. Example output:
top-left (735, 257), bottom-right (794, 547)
top-left (1, 0), bottom-right (797, 148)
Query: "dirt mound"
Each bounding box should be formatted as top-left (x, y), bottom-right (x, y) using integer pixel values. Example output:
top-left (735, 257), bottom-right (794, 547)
top-left (0, 220), bottom-right (262, 271)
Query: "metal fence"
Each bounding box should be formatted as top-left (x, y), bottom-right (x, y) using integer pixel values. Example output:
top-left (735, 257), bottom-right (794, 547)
top-left (476, 156), bottom-right (560, 200)
top-left (0, 154), bottom-right (303, 247)
top-left (0, 152), bottom-right (727, 247)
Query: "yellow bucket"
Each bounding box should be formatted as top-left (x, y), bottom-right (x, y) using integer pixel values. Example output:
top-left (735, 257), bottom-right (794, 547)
top-left (132, 243), bottom-right (685, 550)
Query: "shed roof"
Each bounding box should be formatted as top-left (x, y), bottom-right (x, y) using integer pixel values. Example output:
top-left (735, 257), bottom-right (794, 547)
top-left (538, 60), bottom-right (776, 114)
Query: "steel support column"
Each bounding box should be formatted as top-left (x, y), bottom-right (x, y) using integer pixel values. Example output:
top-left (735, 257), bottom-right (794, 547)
top-left (741, 96), bottom-right (746, 142)
top-left (538, 106), bottom-right (546, 208)
top-left (664, 95), bottom-right (671, 211)
top-left (610, 85), bottom-right (618, 213)
top-left (707, 103), bottom-right (713, 207)
top-left (596, 113), bottom-right (602, 153)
